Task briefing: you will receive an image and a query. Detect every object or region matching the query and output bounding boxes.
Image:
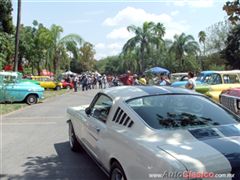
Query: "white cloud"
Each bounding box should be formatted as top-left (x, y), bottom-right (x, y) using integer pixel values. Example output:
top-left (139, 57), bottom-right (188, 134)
top-left (106, 27), bottom-right (134, 40)
top-left (104, 7), bottom-right (190, 40)
top-left (171, 10), bottom-right (179, 16)
top-left (173, 0), bottom-right (214, 8)
top-left (94, 42), bottom-right (123, 60)
top-left (103, 7), bottom-right (172, 27)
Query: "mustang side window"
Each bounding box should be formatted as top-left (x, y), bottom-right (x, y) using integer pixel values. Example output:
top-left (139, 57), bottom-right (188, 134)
top-left (92, 95), bottom-right (112, 123)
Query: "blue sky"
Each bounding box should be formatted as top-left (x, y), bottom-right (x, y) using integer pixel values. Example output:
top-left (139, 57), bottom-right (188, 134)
top-left (12, 0), bottom-right (227, 60)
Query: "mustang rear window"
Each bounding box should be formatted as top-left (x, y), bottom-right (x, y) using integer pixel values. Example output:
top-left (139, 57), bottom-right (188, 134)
top-left (127, 95), bottom-right (240, 129)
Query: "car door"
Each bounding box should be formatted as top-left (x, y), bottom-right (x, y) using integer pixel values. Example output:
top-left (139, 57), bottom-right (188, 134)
top-left (85, 94), bottom-right (112, 159)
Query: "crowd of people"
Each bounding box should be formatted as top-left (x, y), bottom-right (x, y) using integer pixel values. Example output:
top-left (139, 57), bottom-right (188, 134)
top-left (62, 71), bottom-right (196, 92)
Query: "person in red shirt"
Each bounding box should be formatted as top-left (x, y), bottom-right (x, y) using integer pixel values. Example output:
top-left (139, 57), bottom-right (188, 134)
top-left (119, 70), bottom-right (133, 85)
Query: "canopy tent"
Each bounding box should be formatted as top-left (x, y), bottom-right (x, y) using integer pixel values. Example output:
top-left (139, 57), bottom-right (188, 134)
top-left (145, 67), bottom-right (170, 74)
top-left (62, 70), bottom-right (76, 76)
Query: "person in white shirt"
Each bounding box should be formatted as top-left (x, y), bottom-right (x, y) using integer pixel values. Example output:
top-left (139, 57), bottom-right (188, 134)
top-left (185, 72), bottom-right (196, 90)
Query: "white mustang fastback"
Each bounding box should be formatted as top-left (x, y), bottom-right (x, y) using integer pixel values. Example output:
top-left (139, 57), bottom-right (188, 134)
top-left (67, 86), bottom-right (240, 180)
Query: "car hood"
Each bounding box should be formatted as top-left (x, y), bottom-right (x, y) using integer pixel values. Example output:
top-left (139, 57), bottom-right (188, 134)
top-left (171, 80), bottom-right (202, 87)
top-left (153, 124), bottom-right (240, 179)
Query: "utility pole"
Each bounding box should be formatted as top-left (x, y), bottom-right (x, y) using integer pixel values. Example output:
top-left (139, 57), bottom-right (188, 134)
top-left (14, 0), bottom-right (21, 72)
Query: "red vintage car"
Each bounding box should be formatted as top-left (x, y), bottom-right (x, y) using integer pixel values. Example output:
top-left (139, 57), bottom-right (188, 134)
top-left (219, 87), bottom-right (240, 115)
top-left (61, 80), bottom-right (74, 89)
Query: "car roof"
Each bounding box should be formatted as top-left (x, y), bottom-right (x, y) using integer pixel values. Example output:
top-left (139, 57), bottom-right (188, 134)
top-left (31, 76), bottom-right (50, 78)
top-left (200, 70), bottom-right (216, 74)
top-left (102, 86), bottom-right (198, 101)
top-left (0, 71), bottom-right (20, 76)
top-left (214, 70), bottom-right (240, 74)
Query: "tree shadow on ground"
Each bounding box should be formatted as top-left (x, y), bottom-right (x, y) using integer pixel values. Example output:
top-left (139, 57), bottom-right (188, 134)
top-left (3, 141), bottom-right (108, 180)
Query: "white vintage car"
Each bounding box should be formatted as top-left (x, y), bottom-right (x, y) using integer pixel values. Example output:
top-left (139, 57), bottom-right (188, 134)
top-left (67, 86), bottom-right (240, 180)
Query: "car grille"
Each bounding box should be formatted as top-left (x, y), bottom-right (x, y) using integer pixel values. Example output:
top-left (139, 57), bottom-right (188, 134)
top-left (220, 94), bottom-right (240, 115)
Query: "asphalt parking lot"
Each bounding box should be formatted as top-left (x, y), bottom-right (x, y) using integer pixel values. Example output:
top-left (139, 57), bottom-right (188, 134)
top-left (0, 89), bottom-right (108, 180)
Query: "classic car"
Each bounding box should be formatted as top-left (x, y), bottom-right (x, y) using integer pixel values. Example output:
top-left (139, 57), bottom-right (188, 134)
top-left (219, 87), bottom-right (240, 115)
top-left (0, 72), bottom-right (44, 105)
top-left (67, 86), bottom-right (240, 180)
top-left (0, 71), bottom-right (40, 85)
top-left (170, 72), bottom-right (188, 82)
top-left (61, 80), bottom-right (74, 89)
top-left (171, 70), bottom-right (215, 87)
top-left (31, 76), bottom-right (62, 90)
top-left (195, 70), bottom-right (240, 101)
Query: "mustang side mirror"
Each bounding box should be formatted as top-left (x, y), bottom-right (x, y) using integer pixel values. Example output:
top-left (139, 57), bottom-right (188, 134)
top-left (85, 107), bottom-right (91, 115)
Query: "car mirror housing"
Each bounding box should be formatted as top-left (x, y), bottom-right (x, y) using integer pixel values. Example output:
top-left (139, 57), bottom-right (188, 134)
top-left (85, 107), bottom-right (91, 115)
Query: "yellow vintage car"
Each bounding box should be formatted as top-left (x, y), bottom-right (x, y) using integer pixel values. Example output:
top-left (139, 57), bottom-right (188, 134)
top-left (31, 76), bottom-right (62, 90)
top-left (195, 70), bottom-right (240, 102)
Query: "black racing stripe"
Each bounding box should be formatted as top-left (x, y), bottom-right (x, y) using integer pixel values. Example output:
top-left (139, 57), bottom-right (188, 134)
top-left (137, 86), bottom-right (169, 95)
top-left (189, 125), bottom-right (240, 180)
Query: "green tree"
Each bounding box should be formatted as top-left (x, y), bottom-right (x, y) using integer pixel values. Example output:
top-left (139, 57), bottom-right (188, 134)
top-left (170, 33), bottom-right (199, 71)
top-left (48, 24), bottom-right (84, 74)
top-left (0, 0), bottom-right (14, 34)
top-left (122, 21), bottom-right (156, 72)
top-left (79, 42), bottom-right (96, 71)
top-left (198, 30), bottom-right (206, 70)
top-left (0, 0), bottom-right (14, 69)
top-left (205, 20), bottom-right (230, 53)
top-left (223, 24), bottom-right (240, 68)
top-left (223, 0), bottom-right (240, 25)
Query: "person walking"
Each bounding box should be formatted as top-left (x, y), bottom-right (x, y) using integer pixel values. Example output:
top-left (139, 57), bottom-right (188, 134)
top-left (73, 76), bottom-right (78, 92)
top-left (185, 71), bottom-right (196, 90)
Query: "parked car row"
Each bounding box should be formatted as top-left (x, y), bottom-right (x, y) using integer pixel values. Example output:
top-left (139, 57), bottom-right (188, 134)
top-left (0, 72), bottom-right (74, 105)
top-left (171, 70), bottom-right (240, 115)
top-left (0, 72), bottom-right (44, 105)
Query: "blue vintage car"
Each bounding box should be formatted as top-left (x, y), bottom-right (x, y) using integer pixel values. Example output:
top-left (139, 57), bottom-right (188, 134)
top-left (0, 72), bottom-right (44, 105)
top-left (171, 70), bottom-right (216, 87)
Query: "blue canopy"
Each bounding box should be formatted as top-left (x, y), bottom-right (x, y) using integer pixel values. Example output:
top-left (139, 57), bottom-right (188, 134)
top-left (145, 67), bottom-right (170, 74)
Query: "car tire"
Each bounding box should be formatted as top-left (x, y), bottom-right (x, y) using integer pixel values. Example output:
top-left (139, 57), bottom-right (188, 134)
top-left (110, 161), bottom-right (127, 180)
top-left (26, 94), bottom-right (38, 105)
top-left (66, 85), bottom-right (71, 90)
top-left (55, 86), bottom-right (61, 91)
top-left (68, 121), bottom-right (81, 152)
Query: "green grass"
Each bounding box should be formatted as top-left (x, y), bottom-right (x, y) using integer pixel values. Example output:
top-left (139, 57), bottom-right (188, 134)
top-left (0, 89), bottom-right (70, 115)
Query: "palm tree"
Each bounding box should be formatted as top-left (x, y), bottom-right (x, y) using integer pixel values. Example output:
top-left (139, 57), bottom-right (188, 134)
top-left (170, 33), bottom-right (199, 71)
top-left (153, 22), bottom-right (165, 50)
top-left (122, 21), bottom-right (155, 72)
top-left (198, 31), bottom-right (206, 70)
top-left (14, 0), bottom-right (21, 72)
top-left (48, 25), bottom-right (84, 74)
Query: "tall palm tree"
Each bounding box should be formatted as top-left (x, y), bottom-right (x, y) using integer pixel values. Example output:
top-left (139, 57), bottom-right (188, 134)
top-left (153, 22), bottom-right (165, 50)
top-left (170, 33), bottom-right (199, 71)
top-left (48, 25), bottom-right (84, 74)
top-left (198, 31), bottom-right (206, 70)
top-left (122, 21), bottom-right (155, 72)
top-left (14, 0), bottom-right (21, 72)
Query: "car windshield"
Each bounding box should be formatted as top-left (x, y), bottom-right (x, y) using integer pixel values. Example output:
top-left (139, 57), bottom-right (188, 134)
top-left (127, 94), bottom-right (240, 130)
top-left (196, 73), bottom-right (212, 83)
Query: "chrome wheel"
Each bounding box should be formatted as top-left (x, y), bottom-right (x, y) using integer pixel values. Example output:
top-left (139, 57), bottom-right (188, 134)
top-left (69, 124), bottom-right (74, 148)
top-left (68, 121), bottom-right (81, 152)
top-left (111, 168), bottom-right (124, 180)
top-left (26, 95), bottom-right (38, 105)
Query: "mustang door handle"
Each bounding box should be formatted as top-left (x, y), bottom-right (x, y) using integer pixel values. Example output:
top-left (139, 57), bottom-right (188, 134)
top-left (95, 127), bottom-right (101, 133)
